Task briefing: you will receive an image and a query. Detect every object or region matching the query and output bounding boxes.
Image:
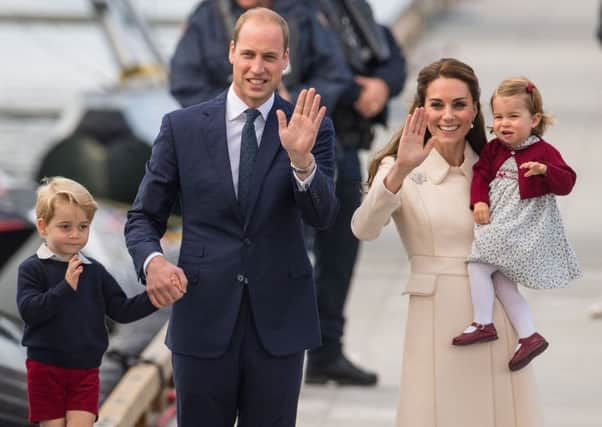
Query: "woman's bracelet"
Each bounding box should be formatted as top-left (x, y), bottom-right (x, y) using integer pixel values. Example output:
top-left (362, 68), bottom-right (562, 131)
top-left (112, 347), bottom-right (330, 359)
top-left (290, 155), bottom-right (316, 175)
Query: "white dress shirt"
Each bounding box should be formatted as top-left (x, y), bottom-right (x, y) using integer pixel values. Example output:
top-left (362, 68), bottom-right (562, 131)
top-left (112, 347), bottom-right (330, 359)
top-left (225, 85), bottom-right (315, 195)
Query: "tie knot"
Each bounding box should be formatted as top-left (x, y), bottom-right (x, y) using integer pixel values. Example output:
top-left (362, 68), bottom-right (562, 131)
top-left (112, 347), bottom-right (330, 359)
top-left (244, 108), bottom-right (260, 124)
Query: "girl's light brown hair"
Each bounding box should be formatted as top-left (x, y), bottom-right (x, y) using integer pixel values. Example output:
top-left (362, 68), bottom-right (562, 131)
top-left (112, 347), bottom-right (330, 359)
top-left (490, 77), bottom-right (553, 136)
top-left (36, 177), bottom-right (98, 224)
top-left (366, 58), bottom-right (487, 186)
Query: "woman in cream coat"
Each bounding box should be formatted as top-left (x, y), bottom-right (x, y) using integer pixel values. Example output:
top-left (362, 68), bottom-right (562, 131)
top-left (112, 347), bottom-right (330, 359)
top-left (351, 58), bottom-right (543, 427)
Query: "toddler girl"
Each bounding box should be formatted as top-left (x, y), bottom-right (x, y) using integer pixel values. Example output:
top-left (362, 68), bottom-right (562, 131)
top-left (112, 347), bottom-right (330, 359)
top-left (452, 77), bottom-right (581, 371)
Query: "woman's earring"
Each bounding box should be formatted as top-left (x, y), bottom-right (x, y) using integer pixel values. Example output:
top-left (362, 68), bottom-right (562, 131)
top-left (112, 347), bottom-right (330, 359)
top-left (470, 122), bottom-right (474, 129)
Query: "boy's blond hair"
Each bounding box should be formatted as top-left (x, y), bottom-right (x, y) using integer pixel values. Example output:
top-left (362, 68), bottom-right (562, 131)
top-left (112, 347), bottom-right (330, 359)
top-left (36, 177), bottom-right (98, 223)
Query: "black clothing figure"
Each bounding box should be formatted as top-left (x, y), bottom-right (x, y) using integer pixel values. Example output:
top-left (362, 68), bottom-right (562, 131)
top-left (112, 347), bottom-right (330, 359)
top-left (168, 0), bottom-right (351, 111)
top-left (306, 0), bottom-right (407, 386)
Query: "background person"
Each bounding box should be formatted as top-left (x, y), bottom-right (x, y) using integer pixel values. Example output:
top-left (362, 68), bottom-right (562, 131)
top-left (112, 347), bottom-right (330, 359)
top-left (168, 0), bottom-right (351, 111)
top-left (305, 0), bottom-right (407, 387)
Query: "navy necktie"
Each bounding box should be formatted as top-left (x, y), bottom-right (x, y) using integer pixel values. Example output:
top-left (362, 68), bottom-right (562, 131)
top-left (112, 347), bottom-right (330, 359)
top-left (238, 108), bottom-right (260, 215)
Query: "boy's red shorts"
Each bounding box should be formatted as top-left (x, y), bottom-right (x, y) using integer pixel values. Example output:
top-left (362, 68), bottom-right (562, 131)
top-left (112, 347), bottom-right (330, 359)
top-left (26, 358), bottom-right (99, 423)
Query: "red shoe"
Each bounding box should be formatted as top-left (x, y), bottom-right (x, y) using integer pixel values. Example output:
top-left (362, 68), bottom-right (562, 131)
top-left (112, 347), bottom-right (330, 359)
top-left (509, 332), bottom-right (549, 371)
top-left (452, 322), bottom-right (498, 346)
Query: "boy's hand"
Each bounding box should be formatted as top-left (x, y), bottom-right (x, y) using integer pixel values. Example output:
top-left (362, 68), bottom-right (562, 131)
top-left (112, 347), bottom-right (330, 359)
top-left (149, 273), bottom-right (184, 309)
top-left (473, 202), bottom-right (490, 225)
top-left (146, 256), bottom-right (188, 308)
top-left (65, 255), bottom-right (84, 290)
top-left (520, 161), bottom-right (547, 177)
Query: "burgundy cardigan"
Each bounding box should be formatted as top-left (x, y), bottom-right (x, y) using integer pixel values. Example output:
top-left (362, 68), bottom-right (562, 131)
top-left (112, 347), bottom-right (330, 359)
top-left (470, 137), bottom-right (576, 208)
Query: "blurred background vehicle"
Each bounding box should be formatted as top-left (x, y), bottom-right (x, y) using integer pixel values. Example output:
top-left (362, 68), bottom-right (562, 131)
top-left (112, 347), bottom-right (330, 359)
top-left (35, 0), bottom-right (178, 204)
top-left (0, 1), bottom-right (183, 424)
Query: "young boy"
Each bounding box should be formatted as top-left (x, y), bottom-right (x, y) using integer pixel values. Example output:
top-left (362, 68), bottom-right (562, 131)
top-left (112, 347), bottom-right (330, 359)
top-left (17, 177), bottom-right (160, 427)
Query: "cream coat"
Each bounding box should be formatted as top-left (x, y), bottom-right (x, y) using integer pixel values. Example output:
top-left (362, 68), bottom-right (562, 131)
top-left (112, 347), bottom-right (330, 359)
top-left (352, 146), bottom-right (543, 427)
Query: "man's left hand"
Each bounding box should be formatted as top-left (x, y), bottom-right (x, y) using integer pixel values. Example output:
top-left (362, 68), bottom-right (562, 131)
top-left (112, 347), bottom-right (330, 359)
top-left (277, 88), bottom-right (326, 168)
top-left (354, 76), bottom-right (389, 118)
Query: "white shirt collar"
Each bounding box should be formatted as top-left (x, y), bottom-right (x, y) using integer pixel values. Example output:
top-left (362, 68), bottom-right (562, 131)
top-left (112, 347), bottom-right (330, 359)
top-left (36, 243), bottom-right (92, 264)
top-left (421, 143), bottom-right (479, 185)
top-left (226, 85), bottom-right (274, 123)
top-left (509, 134), bottom-right (540, 150)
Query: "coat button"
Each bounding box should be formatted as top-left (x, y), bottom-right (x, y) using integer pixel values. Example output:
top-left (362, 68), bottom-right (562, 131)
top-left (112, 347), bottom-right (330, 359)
top-left (243, 238), bottom-right (252, 246)
top-left (236, 274), bottom-right (245, 283)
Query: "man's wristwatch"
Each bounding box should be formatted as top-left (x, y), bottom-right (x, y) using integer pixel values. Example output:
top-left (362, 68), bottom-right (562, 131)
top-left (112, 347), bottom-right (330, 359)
top-left (290, 155), bottom-right (316, 175)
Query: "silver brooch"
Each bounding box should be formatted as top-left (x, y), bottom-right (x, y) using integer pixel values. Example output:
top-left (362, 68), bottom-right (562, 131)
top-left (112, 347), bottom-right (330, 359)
top-left (409, 172), bottom-right (426, 184)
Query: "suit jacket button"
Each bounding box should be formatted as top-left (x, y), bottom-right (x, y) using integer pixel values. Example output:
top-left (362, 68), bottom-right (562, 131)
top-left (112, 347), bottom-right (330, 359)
top-left (243, 238), bottom-right (252, 246)
top-left (236, 274), bottom-right (245, 283)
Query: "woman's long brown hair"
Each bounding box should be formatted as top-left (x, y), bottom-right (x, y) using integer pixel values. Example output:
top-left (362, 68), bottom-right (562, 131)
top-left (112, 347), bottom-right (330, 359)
top-left (366, 58), bottom-right (487, 186)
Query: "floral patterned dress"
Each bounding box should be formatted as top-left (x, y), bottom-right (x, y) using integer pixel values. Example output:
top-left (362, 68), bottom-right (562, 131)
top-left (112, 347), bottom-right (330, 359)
top-left (467, 136), bottom-right (582, 289)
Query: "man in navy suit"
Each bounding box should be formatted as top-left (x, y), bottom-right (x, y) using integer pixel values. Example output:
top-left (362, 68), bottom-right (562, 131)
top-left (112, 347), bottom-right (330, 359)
top-left (124, 7), bottom-right (338, 427)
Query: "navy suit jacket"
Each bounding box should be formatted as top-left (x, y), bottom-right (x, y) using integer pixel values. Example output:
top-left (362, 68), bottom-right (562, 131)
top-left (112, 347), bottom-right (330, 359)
top-left (125, 92), bottom-right (338, 357)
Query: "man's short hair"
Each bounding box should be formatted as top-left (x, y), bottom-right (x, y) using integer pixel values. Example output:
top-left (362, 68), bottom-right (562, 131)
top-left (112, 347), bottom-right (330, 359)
top-left (232, 7), bottom-right (289, 52)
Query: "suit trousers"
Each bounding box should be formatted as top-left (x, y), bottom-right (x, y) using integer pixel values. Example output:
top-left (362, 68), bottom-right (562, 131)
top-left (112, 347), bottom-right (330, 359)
top-left (309, 144), bottom-right (362, 363)
top-left (172, 289), bottom-right (304, 427)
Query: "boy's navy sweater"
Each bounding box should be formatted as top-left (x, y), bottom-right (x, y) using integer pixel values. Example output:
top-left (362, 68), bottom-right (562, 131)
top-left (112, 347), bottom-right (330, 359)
top-left (17, 255), bottom-right (157, 369)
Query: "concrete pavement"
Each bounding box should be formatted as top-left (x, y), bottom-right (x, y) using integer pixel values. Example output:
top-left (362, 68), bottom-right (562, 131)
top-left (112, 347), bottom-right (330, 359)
top-left (297, 1), bottom-right (602, 426)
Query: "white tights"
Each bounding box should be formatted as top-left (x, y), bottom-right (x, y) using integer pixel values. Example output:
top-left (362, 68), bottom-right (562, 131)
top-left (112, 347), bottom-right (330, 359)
top-left (467, 262), bottom-right (536, 338)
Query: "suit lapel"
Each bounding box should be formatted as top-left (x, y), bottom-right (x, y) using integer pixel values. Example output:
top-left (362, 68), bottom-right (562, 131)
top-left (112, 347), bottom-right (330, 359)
top-left (243, 96), bottom-right (286, 229)
top-left (201, 93), bottom-right (243, 223)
